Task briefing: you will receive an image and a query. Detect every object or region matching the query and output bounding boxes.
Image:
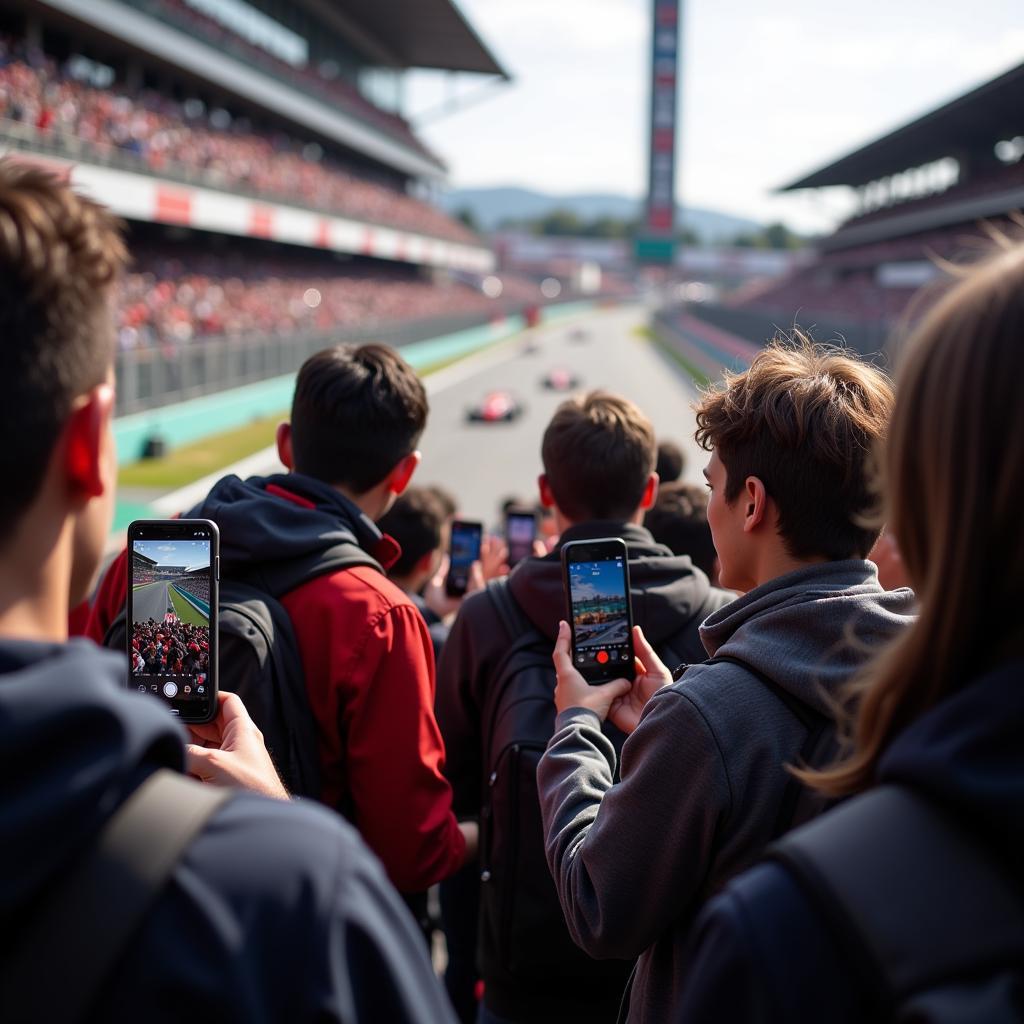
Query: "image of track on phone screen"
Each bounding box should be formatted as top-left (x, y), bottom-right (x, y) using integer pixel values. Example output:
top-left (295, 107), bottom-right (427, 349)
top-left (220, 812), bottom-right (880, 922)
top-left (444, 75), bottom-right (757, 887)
top-left (130, 538), bottom-right (211, 703)
top-left (567, 557), bottom-right (631, 667)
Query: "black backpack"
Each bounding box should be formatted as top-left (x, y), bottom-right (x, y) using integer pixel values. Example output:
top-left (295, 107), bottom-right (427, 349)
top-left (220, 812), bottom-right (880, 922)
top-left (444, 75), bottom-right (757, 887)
top-left (476, 579), bottom-right (710, 1001)
top-left (770, 784), bottom-right (1024, 1022)
top-left (105, 541), bottom-right (379, 798)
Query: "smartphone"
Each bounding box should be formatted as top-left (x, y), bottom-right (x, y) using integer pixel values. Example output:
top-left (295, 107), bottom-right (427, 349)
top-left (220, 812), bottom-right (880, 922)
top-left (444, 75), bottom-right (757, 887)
top-left (505, 508), bottom-right (537, 568)
top-left (127, 519), bottom-right (219, 723)
top-left (561, 537), bottom-right (635, 685)
top-left (446, 519), bottom-right (483, 598)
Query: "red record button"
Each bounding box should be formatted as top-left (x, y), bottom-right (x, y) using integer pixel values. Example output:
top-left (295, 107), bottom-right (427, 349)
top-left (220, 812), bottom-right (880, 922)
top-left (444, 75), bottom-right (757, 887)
top-left (596, 650), bottom-right (610, 665)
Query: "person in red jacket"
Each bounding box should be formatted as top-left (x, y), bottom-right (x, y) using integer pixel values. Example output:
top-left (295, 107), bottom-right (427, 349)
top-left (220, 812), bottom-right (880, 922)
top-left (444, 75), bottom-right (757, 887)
top-left (87, 344), bottom-right (473, 894)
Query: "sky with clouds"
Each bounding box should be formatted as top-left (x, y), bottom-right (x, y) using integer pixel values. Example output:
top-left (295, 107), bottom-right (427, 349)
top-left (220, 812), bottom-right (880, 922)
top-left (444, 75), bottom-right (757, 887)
top-left (134, 540), bottom-right (211, 570)
top-left (407, 0), bottom-right (1024, 233)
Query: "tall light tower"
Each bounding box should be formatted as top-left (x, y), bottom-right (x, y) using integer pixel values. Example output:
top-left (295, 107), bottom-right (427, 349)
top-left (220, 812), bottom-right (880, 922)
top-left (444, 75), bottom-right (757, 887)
top-left (635, 0), bottom-right (681, 266)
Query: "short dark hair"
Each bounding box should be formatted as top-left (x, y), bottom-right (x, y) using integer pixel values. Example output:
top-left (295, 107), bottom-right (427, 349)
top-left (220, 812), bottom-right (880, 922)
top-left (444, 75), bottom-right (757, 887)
top-left (0, 160), bottom-right (127, 534)
top-left (541, 391), bottom-right (656, 522)
top-left (377, 488), bottom-right (446, 577)
top-left (290, 344), bottom-right (428, 493)
top-left (422, 484), bottom-right (457, 521)
top-left (694, 337), bottom-right (893, 560)
top-left (644, 482), bottom-right (716, 577)
top-left (655, 440), bottom-right (686, 483)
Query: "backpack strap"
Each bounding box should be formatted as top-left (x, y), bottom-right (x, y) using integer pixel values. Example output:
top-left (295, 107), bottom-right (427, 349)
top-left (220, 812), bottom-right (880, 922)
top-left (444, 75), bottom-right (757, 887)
top-left (702, 654), bottom-right (832, 836)
top-left (486, 578), bottom-right (538, 644)
top-left (1, 769), bottom-right (231, 1024)
top-left (770, 784), bottom-right (1024, 1011)
top-left (230, 539), bottom-right (382, 599)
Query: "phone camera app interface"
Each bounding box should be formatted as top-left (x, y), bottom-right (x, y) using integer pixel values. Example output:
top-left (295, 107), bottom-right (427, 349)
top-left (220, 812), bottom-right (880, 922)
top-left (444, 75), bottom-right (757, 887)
top-left (131, 538), bottom-right (211, 702)
top-left (568, 558), bottom-right (631, 668)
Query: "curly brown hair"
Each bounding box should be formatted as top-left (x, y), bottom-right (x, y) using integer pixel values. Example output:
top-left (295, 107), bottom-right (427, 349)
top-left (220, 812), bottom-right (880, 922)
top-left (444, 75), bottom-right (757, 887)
top-left (694, 337), bottom-right (893, 560)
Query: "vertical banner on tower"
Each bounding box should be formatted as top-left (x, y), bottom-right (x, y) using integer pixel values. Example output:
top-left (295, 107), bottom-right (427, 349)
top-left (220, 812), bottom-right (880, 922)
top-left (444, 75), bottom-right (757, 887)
top-left (635, 0), bottom-right (680, 265)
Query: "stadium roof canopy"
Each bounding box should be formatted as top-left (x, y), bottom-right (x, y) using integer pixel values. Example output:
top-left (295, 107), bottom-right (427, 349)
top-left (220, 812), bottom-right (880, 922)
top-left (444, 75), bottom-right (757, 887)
top-left (307, 0), bottom-right (509, 77)
top-left (780, 60), bottom-right (1024, 190)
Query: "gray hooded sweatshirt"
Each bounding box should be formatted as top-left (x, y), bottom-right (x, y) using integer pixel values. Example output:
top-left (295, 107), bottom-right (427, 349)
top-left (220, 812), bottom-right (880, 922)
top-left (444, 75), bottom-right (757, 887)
top-left (536, 559), bottom-right (915, 1024)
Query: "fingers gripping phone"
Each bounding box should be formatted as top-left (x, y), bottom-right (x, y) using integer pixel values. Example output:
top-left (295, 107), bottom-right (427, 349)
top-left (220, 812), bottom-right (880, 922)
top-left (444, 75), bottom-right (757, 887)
top-left (561, 537), bottom-right (635, 685)
top-left (446, 519), bottom-right (483, 598)
top-left (505, 508), bottom-right (537, 568)
top-left (127, 519), bottom-right (219, 723)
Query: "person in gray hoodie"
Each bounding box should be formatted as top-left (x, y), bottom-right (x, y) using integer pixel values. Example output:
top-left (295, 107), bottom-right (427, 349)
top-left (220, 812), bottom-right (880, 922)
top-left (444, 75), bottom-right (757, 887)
top-left (538, 339), bottom-right (916, 1023)
top-left (436, 391), bottom-right (734, 1024)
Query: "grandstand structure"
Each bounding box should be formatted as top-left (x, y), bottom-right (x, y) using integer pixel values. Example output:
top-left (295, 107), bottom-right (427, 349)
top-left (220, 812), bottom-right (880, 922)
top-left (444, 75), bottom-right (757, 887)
top-left (0, 0), bottom-right (524, 413)
top-left (678, 60), bottom-right (1024, 357)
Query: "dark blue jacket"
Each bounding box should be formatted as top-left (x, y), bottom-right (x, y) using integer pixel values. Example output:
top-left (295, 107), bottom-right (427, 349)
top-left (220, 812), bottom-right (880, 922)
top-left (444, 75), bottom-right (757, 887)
top-left (0, 637), bottom-right (457, 1023)
top-left (672, 659), bottom-right (1024, 1023)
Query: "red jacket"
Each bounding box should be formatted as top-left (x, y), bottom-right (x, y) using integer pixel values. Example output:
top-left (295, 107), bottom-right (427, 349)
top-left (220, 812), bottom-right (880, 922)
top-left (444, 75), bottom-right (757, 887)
top-left (86, 476), bottom-right (465, 892)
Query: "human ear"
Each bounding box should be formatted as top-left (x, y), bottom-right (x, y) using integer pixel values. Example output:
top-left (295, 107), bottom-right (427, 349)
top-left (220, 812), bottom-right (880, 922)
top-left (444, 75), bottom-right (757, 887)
top-left (538, 474), bottom-right (555, 509)
top-left (65, 383), bottom-right (115, 499)
top-left (276, 422), bottom-right (293, 470)
top-left (743, 477), bottom-right (768, 532)
top-left (389, 451), bottom-right (421, 496)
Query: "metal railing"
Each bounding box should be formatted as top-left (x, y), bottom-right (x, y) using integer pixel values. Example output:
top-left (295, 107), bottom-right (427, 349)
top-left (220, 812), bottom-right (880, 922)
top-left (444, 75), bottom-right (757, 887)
top-left (113, 307), bottom-right (528, 416)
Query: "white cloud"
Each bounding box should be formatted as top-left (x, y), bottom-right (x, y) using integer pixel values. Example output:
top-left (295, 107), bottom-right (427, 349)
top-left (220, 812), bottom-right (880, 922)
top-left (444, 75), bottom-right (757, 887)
top-left (412, 0), bottom-right (1024, 232)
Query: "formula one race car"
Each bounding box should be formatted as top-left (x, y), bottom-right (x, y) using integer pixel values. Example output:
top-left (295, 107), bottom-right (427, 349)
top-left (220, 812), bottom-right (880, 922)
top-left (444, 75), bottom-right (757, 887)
top-left (541, 367), bottom-right (581, 391)
top-left (466, 390), bottom-right (525, 423)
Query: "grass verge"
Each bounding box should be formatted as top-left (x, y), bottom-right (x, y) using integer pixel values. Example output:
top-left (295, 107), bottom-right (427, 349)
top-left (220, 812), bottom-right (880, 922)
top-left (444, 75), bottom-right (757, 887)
top-left (168, 586), bottom-right (209, 626)
top-left (118, 412), bottom-right (285, 490)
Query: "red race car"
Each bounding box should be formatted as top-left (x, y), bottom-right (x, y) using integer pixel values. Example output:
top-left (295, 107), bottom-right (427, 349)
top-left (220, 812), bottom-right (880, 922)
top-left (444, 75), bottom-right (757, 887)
top-left (541, 367), bottom-right (581, 391)
top-left (466, 390), bottom-right (525, 423)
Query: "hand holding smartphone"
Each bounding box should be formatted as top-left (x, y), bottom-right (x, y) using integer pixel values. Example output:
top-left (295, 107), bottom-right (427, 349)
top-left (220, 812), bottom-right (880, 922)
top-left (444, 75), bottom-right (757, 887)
top-left (127, 519), bottom-right (219, 723)
top-left (561, 537), bottom-right (635, 685)
top-left (445, 519), bottom-right (483, 598)
top-left (505, 508), bottom-right (537, 568)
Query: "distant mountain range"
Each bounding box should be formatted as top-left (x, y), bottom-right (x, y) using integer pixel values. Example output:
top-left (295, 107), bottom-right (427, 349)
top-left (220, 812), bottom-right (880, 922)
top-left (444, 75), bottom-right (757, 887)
top-left (438, 186), bottom-right (762, 241)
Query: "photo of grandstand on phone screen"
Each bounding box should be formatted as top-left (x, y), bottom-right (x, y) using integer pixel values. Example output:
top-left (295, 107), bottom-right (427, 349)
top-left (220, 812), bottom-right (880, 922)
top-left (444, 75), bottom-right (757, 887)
top-left (130, 539), bottom-right (211, 692)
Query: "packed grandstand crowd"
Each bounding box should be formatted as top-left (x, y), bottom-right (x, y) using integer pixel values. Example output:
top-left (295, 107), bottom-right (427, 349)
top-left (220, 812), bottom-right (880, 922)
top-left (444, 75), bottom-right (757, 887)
top-left (172, 572), bottom-right (210, 604)
top-left (0, 34), bottom-right (477, 243)
top-left (114, 252), bottom-right (533, 349)
top-left (131, 617), bottom-right (211, 676)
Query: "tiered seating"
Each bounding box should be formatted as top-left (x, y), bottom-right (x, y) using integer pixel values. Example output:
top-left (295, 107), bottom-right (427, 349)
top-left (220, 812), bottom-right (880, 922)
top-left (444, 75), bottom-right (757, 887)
top-left (0, 35), bottom-right (476, 243)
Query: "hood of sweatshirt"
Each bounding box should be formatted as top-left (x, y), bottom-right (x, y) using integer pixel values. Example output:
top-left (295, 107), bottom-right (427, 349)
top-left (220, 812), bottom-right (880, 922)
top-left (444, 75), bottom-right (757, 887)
top-left (186, 472), bottom-right (398, 589)
top-left (699, 560), bottom-right (916, 716)
top-left (878, 657), bottom-right (1024, 860)
top-left (0, 638), bottom-right (185, 927)
top-left (506, 521), bottom-right (728, 646)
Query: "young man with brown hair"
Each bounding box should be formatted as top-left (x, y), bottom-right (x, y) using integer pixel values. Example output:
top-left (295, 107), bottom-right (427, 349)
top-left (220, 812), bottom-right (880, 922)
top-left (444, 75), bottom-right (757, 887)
top-left (88, 344), bottom-right (471, 895)
top-left (436, 390), bottom-right (733, 1024)
top-left (538, 341), bottom-right (916, 1023)
top-left (0, 161), bottom-right (455, 1021)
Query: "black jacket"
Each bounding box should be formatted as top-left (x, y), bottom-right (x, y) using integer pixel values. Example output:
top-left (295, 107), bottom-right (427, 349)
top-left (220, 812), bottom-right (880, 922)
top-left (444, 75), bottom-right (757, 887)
top-left (436, 521), bottom-right (732, 1020)
top-left (0, 637), bottom-right (456, 1023)
top-left (673, 659), bottom-right (1024, 1023)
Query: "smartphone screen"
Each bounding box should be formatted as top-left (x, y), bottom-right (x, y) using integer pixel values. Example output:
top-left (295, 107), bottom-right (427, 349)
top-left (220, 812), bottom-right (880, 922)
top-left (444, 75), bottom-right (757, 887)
top-left (505, 509), bottom-right (537, 568)
top-left (562, 538), bottom-right (635, 685)
top-left (446, 519), bottom-right (483, 597)
top-left (127, 519), bottom-right (219, 723)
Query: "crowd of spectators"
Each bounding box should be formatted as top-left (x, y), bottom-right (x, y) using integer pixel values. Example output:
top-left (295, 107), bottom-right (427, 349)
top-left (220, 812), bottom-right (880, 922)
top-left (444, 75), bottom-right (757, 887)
top-left (131, 617), bottom-right (210, 676)
top-left (114, 260), bottom-right (507, 349)
top-left (146, 0), bottom-right (434, 160)
top-left (0, 35), bottom-right (477, 243)
top-left (174, 573), bottom-right (210, 605)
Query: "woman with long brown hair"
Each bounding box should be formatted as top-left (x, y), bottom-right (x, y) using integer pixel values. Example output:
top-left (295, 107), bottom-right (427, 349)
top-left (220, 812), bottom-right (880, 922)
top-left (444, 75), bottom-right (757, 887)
top-left (671, 246), bottom-right (1024, 1023)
